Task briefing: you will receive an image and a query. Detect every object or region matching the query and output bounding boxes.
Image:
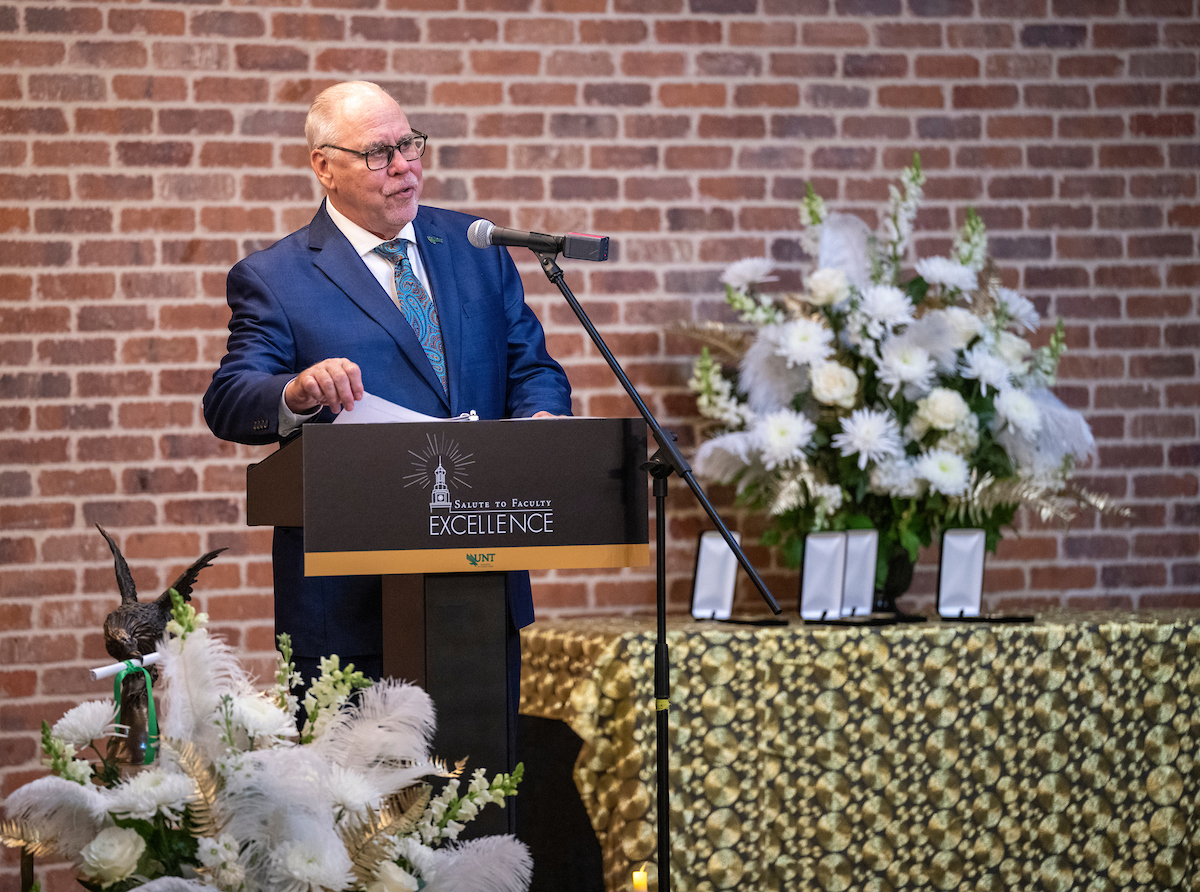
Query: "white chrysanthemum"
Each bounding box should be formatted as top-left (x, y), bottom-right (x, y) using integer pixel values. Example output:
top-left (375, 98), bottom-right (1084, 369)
top-left (720, 257), bottom-right (776, 292)
top-left (196, 831), bottom-right (247, 891)
top-left (915, 449), bottom-right (970, 496)
top-left (196, 834), bottom-right (241, 872)
top-left (272, 839), bottom-right (355, 892)
top-left (393, 837), bottom-right (438, 883)
top-left (961, 344), bottom-right (1011, 396)
top-left (753, 410), bottom-right (816, 471)
top-left (106, 766), bottom-right (196, 822)
top-left (53, 700), bottom-right (117, 748)
top-left (79, 826), bottom-right (146, 888)
top-left (915, 256), bottom-right (978, 293)
top-left (810, 362), bottom-right (858, 409)
top-left (859, 284), bottom-right (915, 334)
top-left (231, 693), bottom-right (297, 744)
top-left (996, 287), bottom-right (1040, 333)
top-left (832, 408), bottom-right (904, 470)
top-left (994, 388), bottom-right (1043, 440)
top-left (869, 457), bottom-right (924, 498)
top-left (995, 331), bottom-right (1033, 375)
top-left (775, 317), bottom-right (834, 369)
top-left (806, 267), bottom-right (850, 307)
top-left (877, 340), bottom-right (936, 399)
top-left (935, 306), bottom-right (984, 351)
top-left (917, 387), bottom-right (970, 432)
top-left (327, 764), bottom-right (382, 823)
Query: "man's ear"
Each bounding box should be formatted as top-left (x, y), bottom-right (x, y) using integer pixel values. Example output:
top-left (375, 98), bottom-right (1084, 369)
top-left (311, 148), bottom-right (334, 190)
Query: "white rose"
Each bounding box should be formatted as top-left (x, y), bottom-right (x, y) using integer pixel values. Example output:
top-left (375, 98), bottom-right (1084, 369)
top-left (79, 827), bottom-right (146, 888)
top-left (917, 387), bottom-right (970, 431)
top-left (806, 268), bottom-right (849, 306)
top-left (367, 861), bottom-right (420, 892)
top-left (810, 362), bottom-right (858, 408)
top-left (995, 331), bottom-right (1032, 373)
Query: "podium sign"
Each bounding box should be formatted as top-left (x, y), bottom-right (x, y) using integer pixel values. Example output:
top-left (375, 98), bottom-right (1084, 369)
top-left (244, 415), bottom-right (650, 838)
top-left (299, 417), bottom-right (649, 575)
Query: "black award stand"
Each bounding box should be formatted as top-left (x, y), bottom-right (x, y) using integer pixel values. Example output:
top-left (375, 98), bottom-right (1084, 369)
top-left (535, 250), bottom-right (781, 892)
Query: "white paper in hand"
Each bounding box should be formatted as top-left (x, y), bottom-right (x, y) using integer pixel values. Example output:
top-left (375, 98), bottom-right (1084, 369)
top-left (332, 391), bottom-right (439, 424)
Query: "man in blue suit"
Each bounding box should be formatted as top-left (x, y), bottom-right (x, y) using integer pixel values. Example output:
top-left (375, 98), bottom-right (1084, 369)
top-left (203, 81), bottom-right (572, 691)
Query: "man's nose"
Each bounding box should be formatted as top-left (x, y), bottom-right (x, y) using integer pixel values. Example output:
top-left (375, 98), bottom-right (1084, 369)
top-left (387, 150), bottom-right (411, 174)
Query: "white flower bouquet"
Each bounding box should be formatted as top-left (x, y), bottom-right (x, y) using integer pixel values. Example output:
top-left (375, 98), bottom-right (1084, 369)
top-left (3, 594), bottom-right (530, 892)
top-left (688, 156), bottom-right (1114, 608)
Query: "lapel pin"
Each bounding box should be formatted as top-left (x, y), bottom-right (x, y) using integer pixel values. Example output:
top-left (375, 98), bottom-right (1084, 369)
top-left (426, 235), bottom-right (443, 244)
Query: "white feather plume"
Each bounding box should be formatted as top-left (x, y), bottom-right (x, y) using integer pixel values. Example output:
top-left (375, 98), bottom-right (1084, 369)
top-left (3, 775), bottom-right (108, 859)
top-left (157, 627), bottom-right (251, 760)
top-left (219, 748), bottom-right (349, 892)
top-left (894, 313), bottom-right (959, 373)
top-left (818, 212), bottom-right (873, 292)
top-left (126, 878), bottom-right (210, 892)
top-left (694, 432), bottom-right (759, 483)
top-left (739, 327), bottom-right (808, 414)
top-left (994, 387), bottom-right (1096, 475)
top-left (421, 836), bottom-right (533, 892)
top-left (313, 680), bottom-right (437, 795)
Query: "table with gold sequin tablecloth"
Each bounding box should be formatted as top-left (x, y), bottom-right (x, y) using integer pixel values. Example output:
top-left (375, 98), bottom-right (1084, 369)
top-left (519, 615), bottom-right (1200, 892)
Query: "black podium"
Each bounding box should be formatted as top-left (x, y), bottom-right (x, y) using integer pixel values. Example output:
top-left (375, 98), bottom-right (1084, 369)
top-left (244, 417), bottom-right (649, 835)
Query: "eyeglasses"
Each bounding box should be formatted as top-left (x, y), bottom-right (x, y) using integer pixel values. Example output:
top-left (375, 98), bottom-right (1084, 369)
top-left (320, 131), bottom-right (428, 170)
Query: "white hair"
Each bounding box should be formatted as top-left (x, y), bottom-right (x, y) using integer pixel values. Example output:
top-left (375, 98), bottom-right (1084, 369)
top-left (305, 81), bottom-right (396, 151)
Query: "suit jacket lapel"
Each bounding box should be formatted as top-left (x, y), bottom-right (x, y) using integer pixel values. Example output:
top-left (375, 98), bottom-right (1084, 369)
top-left (307, 201), bottom-right (450, 409)
top-left (413, 211), bottom-right (462, 412)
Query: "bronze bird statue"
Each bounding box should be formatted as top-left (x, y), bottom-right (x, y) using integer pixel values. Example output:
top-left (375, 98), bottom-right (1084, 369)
top-left (98, 523), bottom-right (226, 664)
top-left (96, 524), bottom-right (225, 764)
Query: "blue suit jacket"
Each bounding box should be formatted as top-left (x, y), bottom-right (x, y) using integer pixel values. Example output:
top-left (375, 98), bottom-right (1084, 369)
top-left (203, 201), bottom-right (572, 658)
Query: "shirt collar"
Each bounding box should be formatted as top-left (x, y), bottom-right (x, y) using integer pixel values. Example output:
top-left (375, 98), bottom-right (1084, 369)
top-left (324, 199), bottom-right (417, 257)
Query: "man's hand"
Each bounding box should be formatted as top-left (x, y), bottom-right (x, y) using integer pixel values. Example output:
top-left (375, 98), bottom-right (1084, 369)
top-left (532, 410), bottom-right (567, 418)
top-left (284, 358), bottom-right (364, 414)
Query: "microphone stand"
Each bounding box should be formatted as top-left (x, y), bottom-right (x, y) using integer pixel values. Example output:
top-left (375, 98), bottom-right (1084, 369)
top-left (534, 251), bottom-right (781, 892)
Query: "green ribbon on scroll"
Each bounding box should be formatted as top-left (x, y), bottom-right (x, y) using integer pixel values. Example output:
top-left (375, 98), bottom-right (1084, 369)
top-left (112, 660), bottom-right (159, 765)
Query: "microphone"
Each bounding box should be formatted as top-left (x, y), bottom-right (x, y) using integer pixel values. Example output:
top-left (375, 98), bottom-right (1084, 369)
top-left (467, 219), bottom-right (609, 262)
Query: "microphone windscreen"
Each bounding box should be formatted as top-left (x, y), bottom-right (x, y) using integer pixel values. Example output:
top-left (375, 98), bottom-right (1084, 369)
top-left (466, 219), bottom-right (494, 249)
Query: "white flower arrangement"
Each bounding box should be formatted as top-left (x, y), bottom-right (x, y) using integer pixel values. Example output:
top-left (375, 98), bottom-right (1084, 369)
top-left (3, 594), bottom-right (530, 892)
top-left (688, 155), bottom-right (1116, 596)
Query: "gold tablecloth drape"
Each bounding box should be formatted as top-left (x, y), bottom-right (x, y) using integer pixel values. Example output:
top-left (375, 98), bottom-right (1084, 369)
top-left (520, 615), bottom-right (1200, 892)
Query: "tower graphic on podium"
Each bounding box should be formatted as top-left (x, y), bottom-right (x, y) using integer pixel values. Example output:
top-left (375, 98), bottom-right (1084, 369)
top-left (429, 459), bottom-right (451, 512)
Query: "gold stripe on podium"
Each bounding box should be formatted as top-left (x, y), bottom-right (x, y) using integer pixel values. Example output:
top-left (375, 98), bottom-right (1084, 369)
top-left (306, 542), bottom-right (650, 576)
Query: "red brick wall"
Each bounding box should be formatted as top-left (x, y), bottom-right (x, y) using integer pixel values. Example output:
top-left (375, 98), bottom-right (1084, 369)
top-left (1, 0), bottom-right (1198, 870)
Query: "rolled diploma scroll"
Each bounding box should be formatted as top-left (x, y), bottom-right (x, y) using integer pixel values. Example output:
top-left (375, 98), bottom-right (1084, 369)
top-left (90, 651), bottom-right (162, 681)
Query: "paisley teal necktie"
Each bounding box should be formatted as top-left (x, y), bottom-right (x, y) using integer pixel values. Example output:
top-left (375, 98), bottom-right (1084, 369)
top-left (374, 239), bottom-right (448, 397)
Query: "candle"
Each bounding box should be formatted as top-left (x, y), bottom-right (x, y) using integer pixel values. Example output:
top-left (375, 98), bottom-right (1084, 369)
top-left (632, 867), bottom-right (648, 892)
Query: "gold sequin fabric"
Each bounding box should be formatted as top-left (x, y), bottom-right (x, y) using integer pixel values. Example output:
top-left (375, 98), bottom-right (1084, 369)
top-left (520, 615), bottom-right (1200, 892)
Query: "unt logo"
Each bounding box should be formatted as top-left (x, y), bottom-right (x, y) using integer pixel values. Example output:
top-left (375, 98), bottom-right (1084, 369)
top-left (465, 553), bottom-right (495, 566)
